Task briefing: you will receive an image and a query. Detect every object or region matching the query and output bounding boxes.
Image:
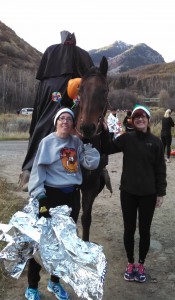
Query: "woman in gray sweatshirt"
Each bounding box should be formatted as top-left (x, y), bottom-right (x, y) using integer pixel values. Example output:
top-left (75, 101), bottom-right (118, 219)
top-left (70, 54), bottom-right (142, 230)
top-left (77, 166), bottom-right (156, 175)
top-left (25, 107), bottom-right (100, 300)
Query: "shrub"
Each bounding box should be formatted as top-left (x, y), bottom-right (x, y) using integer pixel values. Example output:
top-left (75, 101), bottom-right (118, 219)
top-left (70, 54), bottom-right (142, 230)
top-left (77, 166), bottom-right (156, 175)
top-left (0, 113), bottom-right (31, 139)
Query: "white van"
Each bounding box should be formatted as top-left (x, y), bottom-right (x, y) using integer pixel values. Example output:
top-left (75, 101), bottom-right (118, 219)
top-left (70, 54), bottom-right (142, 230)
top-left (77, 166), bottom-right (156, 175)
top-left (20, 108), bottom-right (34, 115)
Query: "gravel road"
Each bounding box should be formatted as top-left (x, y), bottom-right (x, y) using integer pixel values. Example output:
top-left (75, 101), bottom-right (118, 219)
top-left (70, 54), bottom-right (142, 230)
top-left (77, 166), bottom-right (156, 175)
top-left (1, 140), bottom-right (175, 300)
top-left (0, 140), bottom-right (28, 184)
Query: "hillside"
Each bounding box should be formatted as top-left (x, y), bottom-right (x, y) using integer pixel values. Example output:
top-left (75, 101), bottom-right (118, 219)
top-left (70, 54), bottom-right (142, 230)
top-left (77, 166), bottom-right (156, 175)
top-left (0, 21), bottom-right (43, 113)
top-left (0, 20), bottom-right (42, 70)
top-left (107, 43), bottom-right (164, 74)
top-left (108, 61), bottom-right (175, 95)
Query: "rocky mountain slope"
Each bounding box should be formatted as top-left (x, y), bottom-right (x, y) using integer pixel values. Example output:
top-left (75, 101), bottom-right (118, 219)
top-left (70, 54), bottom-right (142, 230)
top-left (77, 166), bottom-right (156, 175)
top-left (90, 41), bottom-right (165, 73)
top-left (107, 43), bottom-right (165, 74)
top-left (89, 41), bottom-right (132, 64)
top-left (0, 20), bottom-right (42, 70)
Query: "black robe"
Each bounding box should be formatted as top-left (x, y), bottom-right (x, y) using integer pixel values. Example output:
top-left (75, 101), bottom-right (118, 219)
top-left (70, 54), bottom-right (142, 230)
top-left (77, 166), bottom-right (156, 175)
top-left (22, 43), bottom-right (94, 171)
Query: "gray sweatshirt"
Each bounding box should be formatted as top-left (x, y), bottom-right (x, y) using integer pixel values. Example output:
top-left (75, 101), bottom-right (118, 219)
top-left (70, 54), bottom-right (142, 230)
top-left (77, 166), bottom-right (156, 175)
top-left (28, 132), bottom-right (100, 199)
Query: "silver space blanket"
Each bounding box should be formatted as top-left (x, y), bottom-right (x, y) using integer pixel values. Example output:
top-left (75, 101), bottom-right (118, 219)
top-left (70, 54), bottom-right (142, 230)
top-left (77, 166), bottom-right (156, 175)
top-left (0, 199), bottom-right (107, 300)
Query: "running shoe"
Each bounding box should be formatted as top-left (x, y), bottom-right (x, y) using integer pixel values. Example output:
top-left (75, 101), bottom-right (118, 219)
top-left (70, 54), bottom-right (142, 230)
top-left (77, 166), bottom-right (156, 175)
top-left (47, 280), bottom-right (70, 300)
top-left (124, 263), bottom-right (135, 281)
top-left (25, 288), bottom-right (41, 300)
top-left (134, 263), bottom-right (146, 282)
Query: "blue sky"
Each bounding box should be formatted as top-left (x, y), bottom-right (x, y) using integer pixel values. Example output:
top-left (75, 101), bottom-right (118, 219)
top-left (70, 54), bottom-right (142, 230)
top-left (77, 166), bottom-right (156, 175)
top-left (1, 0), bottom-right (175, 62)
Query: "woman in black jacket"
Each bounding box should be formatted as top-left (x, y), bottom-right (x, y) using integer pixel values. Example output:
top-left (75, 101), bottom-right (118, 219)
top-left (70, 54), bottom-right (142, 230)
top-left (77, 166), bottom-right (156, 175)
top-left (102, 105), bottom-right (167, 283)
top-left (161, 109), bottom-right (174, 163)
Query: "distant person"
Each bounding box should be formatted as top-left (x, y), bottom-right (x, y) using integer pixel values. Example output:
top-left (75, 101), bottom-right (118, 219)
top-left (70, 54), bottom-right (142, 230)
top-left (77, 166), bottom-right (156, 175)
top-left (123, 110), bottom-right (134, 132)
top-left (102, 105), bottom-right (167, 283)
top-left (18, 30), bottom-right (94, 191)
top-left (107, 108), bottom-right (119, 140)
top-left (161, 109), bottom-right (174, 163)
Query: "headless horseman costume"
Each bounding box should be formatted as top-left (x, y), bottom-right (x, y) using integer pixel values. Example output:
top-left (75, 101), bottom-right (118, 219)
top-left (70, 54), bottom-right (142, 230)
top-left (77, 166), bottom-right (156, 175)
top-left (21, 31), bottom-right (94, 172)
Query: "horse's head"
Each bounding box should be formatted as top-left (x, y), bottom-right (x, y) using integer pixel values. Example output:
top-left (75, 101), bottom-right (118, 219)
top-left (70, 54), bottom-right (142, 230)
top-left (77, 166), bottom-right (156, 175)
top-left (75, 56), bottom-right (108, 139)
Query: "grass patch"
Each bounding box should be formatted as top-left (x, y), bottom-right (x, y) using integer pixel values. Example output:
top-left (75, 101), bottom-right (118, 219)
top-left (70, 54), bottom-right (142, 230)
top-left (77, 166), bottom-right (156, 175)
top-left (0, 179), bottom-right (25, 293)
top-left (0, 111), bottom-right (175, 140)
top-left (0, 113), bottom-right (31, 140)
top-left (0, 131), bottom-right (29, 140)
top-left (0, 179), bottom-right (23, 222)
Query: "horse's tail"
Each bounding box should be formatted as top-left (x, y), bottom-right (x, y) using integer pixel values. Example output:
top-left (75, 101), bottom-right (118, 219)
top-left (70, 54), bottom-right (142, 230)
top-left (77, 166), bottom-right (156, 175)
top-left (103, 167), bottom-right (113, 194)
top-left (98, 167), bottom-right (113, 195)
top-left (16, 170), bottom-right (30, 192)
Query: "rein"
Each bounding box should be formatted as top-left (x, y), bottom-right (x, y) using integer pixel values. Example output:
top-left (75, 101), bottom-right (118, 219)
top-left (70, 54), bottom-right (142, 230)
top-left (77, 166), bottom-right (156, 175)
top-left (93, 98), bottom-right (109, 136)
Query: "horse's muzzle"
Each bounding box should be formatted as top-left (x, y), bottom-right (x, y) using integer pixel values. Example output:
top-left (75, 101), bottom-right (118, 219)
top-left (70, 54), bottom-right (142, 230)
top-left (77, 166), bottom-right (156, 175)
top-left (80, 123), bottom-right (96, 139)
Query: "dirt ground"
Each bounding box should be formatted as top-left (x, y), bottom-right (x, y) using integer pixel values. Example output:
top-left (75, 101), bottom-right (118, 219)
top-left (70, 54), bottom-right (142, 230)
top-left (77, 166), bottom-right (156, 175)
top-left (0, 140), bottom-right (175, 300)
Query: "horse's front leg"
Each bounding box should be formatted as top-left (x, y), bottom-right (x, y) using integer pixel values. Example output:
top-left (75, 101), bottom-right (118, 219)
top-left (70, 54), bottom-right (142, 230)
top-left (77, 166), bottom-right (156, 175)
top-left (81, 189), bottom-right (96, 242)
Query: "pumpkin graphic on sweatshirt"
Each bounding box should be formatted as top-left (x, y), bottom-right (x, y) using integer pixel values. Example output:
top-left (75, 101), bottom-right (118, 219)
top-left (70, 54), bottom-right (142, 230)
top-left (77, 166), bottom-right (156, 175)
top-left (60, 147), bottom-right (78, 173)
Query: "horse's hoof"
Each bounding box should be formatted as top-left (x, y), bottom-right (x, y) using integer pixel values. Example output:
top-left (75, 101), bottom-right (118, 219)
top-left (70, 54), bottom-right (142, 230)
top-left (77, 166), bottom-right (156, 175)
top-left (16, 170), bottom-right (30, 192)
top-left (22, 183), bottom-right (28, 192)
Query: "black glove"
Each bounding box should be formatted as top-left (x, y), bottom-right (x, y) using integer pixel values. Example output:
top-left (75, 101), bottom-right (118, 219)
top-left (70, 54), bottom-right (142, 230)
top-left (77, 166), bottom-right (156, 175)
top-left (37, 194), bottom-right (51, 218)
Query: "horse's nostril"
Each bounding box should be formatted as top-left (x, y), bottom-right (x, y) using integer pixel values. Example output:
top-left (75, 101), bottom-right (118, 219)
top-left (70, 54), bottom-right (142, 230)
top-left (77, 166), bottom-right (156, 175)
top-left (80, 123), bottom-right (96, 138)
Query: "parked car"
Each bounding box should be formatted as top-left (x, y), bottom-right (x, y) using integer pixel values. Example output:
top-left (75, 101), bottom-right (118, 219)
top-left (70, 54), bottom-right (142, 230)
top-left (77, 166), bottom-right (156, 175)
top-left (20, 108), bottom-right (34, 115)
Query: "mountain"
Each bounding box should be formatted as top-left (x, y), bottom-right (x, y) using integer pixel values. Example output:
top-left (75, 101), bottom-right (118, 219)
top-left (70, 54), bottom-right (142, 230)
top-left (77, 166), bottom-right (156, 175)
top-left (107, 43), bottom-right (165, 74)
top-left (90, 42), bottom-right (165, 73)
top-left (0, 21), bottom-right (42, 113)
top-left (0, 20), bottom-right (42, 70)
top-left (88, 41), bottom-right (174, 108)
top-left (89, 41), bottom-right (132, 64)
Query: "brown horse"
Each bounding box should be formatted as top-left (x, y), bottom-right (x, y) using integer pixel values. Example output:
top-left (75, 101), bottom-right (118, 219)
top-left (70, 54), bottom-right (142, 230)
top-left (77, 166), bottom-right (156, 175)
top-left (73, 56), bottom-right (112, 241)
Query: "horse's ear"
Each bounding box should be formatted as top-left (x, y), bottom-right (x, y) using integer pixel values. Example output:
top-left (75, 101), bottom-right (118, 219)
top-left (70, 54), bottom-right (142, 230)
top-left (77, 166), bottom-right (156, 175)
top-left (99, 56), bottom-right (108, 77)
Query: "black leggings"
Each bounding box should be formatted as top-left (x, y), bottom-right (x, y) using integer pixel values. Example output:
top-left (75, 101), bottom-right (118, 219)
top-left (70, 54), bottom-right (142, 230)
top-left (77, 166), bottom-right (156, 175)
top-left (120, 190), bottom-right (156, 264)
top-left (161, 135), bottom-right (172, 159)
top-left (28, 186), bottom-right (80, 288)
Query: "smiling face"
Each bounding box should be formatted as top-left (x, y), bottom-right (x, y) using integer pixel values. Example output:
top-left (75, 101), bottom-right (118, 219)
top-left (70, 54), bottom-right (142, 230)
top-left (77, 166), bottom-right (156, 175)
top-left (132, 110), bottom-right (149, 132)
top-left (55, 112), bottom-right (74, 138)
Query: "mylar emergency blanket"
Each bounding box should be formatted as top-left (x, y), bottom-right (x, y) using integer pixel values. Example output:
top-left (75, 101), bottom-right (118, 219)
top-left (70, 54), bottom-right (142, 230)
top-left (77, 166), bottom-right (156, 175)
top-left (0, 199), bottom-right (107, 300)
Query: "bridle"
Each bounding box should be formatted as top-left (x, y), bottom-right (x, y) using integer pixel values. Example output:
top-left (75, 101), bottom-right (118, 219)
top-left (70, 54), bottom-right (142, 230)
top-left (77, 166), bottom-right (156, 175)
top-left (74, 74), bottom-right (109, 138)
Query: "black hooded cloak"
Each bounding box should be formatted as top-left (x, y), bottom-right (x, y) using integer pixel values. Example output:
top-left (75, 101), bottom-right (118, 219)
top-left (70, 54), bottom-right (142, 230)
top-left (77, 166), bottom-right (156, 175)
top-left (22, 31), bottom-right (94, 171)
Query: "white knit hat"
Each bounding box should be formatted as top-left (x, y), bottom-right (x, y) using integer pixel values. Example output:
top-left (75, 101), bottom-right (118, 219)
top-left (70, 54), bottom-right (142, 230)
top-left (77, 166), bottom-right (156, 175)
top-left (131, 105), bottom-right (151, 119)
top-left (54, 107), bottom-right (74, 126)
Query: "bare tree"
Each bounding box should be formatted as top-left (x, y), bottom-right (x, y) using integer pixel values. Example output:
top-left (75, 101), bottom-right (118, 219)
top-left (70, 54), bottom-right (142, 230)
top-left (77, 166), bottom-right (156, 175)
top-left (158, 89), bottom-right (171, 108)
top-left (0, 65), bottom-right (10, 112)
